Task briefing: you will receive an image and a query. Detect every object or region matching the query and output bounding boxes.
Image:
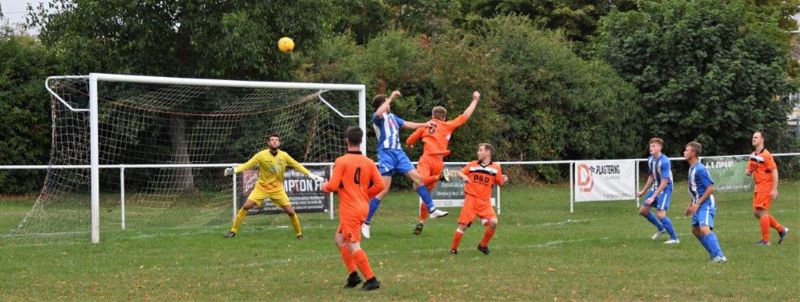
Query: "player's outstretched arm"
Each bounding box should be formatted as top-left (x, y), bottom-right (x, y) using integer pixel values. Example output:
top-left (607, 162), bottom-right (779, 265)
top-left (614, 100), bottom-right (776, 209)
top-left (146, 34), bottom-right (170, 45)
top-left (234, 154), bottom-right (260, 174)
top-left (284, 153), bottom-right (312, 176)
top-left (374, 90), bottom-right (401, 117)
top-left (462, 91), bottom-right (480, 119)
top-left (403, 120), bottom-right (435, 129)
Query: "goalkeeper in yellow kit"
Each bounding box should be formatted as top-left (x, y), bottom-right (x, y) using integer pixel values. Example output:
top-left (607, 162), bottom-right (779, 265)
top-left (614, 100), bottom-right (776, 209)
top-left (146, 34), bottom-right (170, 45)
top-left (224, 133), bottom-right (325, 239)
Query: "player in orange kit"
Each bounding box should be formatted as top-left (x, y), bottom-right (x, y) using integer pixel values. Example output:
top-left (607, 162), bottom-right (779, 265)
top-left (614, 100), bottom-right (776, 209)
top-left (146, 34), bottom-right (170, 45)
top-left (323, 127), bottom-right (385, 290)
top-left (407, 91), bottom-right (480, 235)
top-left (449, 143), bottom-right (507, 255)
top-left (745, 131), bottom-right (788, 246)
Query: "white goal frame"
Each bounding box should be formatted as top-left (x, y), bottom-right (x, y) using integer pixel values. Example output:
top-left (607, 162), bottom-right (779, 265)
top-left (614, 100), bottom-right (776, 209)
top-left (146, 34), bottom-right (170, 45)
top-left (46, 73), bottom-right (367, 243)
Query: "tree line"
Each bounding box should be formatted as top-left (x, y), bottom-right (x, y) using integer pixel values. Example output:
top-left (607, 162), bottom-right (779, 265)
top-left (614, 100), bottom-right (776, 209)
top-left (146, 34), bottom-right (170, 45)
top-left (2, 0), bottom-right (799, 193)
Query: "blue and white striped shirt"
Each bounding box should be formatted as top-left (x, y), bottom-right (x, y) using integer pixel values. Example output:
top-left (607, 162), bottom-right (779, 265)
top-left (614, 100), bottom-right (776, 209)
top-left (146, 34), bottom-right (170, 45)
top-left (648, 154), bottom-right (673, 192)
top-left (688, 162), bottom-right (715, 208)
top-left (372, 112), bottom-right (406, 154)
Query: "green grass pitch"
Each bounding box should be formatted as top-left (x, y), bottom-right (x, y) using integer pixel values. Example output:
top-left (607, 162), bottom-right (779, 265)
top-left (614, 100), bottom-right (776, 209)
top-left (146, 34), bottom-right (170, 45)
top-left (1, 181), bottom-right (798, 301)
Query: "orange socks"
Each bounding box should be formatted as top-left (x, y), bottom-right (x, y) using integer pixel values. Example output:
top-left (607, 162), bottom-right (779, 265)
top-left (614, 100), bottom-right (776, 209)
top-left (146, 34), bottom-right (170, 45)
top-left (339, 246), bottom-right (356, 273)
top-left (451, 229), bottom-right (464, 251)
top-left (760, 215), bottom-right (770, 241)
top-left (480, 227), bottom-right (496, 247)
top-left (419, 203), bottom-right (429, 223)
top-left (761, 215), bottom-right (785, 242)
top-left (352, 250), bottom-right (374, 280)
top-left (768, 215), bottom-right (784, 233)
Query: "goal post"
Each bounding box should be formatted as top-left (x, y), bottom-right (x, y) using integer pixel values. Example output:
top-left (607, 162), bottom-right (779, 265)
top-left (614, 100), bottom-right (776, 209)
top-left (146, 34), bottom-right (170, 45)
top-left (39, 73), bottom-right (367, 243)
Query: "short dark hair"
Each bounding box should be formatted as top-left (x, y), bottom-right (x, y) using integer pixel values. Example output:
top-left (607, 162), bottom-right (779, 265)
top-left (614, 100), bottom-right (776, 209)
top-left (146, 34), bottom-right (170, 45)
top-left (649, 137), bottom-right (664, 146)
top-left (479, 143), bottom-right (494, 154)
top-left (686, 141), bottom-right (703, 156)
top-left (345, 127), bottom-right (363, 145)
top-left (268, 133), bottom-right (280, 140)
top-left (372, 95), bottom-right (387, 110)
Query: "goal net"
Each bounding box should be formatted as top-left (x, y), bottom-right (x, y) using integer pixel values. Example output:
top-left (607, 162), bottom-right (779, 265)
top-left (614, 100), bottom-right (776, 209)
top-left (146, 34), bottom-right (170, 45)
top-left (9, 74), bottom-right (365, 242)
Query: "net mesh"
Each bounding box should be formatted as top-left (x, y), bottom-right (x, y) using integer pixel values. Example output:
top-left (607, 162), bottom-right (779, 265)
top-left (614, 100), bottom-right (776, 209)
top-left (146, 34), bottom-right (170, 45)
top-left (9, 77), bottom-right (360, 241)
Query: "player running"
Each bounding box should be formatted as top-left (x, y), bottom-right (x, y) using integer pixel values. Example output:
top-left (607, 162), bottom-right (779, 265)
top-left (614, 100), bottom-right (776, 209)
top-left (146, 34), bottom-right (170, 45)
top-left (224, 133), bottom-right (325, 239)
top-left (449, 143), bottom-right (507, 255)
top-left (407, 91), bottom-right (480, 235)
top-left (683, 141), bottom-right (726, 263)
top-left (745, 131), bottom-right (788, 246)
top-left (362, 90), bottom-right (448, 239)
top-left (323, 127), bottom-right (385, 290)
top-left (636, 138), bottom-right (679, 244)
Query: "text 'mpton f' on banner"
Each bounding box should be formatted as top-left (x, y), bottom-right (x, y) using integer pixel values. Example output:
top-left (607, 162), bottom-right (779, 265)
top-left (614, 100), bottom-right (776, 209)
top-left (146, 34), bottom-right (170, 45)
top-left (574, 160), bottom-right (637, 202)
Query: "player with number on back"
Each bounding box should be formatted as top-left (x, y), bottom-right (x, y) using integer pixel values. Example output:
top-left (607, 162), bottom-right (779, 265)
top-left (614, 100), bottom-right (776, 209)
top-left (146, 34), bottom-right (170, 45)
top-left (323, 127), bottom-right (385, 291)
top-left (636, 137), bottom-right (679, 244)
top-left (450, 143), bottom-right (507, 255)
top-left (684, 141), bottom-right (727, 263)
top-left (406, 91), bottom-right (480, 235)
top-left (223, 133), bottom-right (325, 239)
top-left (361, 90), bottom-right (449, 239)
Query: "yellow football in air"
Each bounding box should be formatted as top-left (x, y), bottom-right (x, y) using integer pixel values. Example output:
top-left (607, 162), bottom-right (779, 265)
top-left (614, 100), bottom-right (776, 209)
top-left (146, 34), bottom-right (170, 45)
top-left (278, 37), bottom-right (294, 53)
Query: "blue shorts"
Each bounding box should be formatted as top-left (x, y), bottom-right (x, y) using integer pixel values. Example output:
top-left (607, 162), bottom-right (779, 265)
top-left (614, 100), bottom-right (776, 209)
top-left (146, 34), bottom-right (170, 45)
top-left (641, 189), bottom-right (672, 211)
top-left (376, 149), bottom-right (414, 176)
top-left (692, 205), bottom-right (715, 229)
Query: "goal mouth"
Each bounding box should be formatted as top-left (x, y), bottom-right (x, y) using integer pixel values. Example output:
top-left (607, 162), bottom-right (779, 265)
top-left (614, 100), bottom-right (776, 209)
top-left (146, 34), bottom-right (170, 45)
top-left (9, 74), bottom-right (366, 243)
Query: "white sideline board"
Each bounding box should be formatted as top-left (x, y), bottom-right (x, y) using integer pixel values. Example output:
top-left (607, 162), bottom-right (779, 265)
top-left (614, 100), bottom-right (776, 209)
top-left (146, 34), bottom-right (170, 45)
top-left (573, 160), bottom-right (637, 202)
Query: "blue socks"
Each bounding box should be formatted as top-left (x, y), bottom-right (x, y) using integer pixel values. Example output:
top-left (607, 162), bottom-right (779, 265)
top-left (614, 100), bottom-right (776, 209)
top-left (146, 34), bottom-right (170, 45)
top-left (705, 232), bottom-right (723, 257)
top-left (416, 186), bottom-right (436, 213)
top-left (697, 232), bottom-right (724, 257)
top-left (696, 234), bottom-right (712, 254)
top-left (645, 212), bottom-right (665, 231)
top-left (365, 197), bottom-right (381, 225)
top-left (660, 216), bottom-right (677, 240)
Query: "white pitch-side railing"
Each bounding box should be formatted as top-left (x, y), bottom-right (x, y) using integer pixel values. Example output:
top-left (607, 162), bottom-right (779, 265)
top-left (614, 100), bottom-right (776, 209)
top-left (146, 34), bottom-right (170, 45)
top-left (1, 153), bottom-right (798, 242)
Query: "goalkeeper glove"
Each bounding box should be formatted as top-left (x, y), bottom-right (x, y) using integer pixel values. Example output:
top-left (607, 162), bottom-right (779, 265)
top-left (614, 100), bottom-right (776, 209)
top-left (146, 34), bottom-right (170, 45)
top-left (224, 167), bottom-right (234, 176)
top-left (309, 174), bottom-right (325, 182)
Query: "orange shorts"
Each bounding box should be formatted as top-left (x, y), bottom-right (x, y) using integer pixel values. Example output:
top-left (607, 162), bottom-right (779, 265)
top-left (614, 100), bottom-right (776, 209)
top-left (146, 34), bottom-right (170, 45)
top-left (337, 210), bottom-right (366, 242)
top-left (752, 191), bottom-right (772, 210)
top-left (417, 155), bottom-right (445, 190)
top-left (457, 195), bottom-right (496, 225)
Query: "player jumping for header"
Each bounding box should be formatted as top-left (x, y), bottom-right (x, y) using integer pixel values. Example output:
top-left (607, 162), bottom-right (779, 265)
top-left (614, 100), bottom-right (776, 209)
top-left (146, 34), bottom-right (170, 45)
top-left (362, 90), bottom-right (448, 239)
top-left (407, 91), bottom-right (480, 235)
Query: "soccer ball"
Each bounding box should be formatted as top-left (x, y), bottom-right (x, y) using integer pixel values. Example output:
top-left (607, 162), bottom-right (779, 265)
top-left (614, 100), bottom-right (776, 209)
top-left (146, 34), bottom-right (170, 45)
top-left (278, 37), bottom-right (294, 53)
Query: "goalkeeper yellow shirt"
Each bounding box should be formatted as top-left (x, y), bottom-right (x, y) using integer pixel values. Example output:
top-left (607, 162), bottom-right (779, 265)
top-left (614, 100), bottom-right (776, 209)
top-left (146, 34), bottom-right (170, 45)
top-left (234, 149), bottom-right (311, 193)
